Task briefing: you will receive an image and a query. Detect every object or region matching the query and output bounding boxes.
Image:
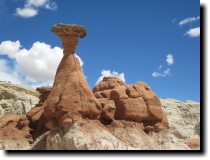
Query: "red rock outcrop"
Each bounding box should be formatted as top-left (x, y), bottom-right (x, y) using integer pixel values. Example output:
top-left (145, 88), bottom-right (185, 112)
top-left (93, 77), bottom-right (169, 131)
top-left (42, 24), bottom-right (102, 130)
top-left (0, 114), bottom-right (32, 142)
top-left (35, 87), bottom-right (51, 107)
top-left (0, 24), bottom-right (169, 148)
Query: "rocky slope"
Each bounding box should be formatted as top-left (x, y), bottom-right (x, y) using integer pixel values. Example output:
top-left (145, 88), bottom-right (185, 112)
top-left (0, 81), bottom-right (39, 116)
top-left (160, 98), bottom-right (200, 139)
top-left (0, 82), bottom-right (200, 150)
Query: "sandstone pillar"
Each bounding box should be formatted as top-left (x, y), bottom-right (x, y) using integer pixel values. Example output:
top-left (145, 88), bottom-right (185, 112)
top-left (43, 24), bottom-right (102, 129)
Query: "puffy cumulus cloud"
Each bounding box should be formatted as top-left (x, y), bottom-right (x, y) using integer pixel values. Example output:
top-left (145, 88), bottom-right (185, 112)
top-left (15, 0), bottom-right (57, 18)
top-left (179, 16), bottom-right (200, 26)
top-left (15, 7), bottom-right (38, 18)
top-left (96, 70), bottom-right (125, 84)
top-left (0, 40), bottom-right (21, 57)
top-left (185, 27), bottom-right (200, 38)
top-left (166, 54), bottom-right (174, 65)
top-left (0, 40), bottom-right (83, 86)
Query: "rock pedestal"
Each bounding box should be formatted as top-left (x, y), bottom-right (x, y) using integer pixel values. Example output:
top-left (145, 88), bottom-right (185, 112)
top-left (43, 24), bottom-right (102, 129)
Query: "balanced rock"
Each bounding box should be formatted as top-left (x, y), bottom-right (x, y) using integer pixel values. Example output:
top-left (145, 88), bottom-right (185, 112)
top-left (43, 24), bottom-right (102, 129)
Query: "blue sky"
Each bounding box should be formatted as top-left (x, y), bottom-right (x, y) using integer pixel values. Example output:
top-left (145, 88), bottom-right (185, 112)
top-left (0, 0), bottom-right (200, 102)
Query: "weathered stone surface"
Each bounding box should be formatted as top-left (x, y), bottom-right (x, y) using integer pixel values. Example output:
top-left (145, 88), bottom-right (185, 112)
top-left (160, 98), bottom-right (200, 139)
top-left (46, 120), bottom-right (159, 150)
top-left (109, 86), bottom-right (128, 102)
top-left (0, 139), bottom-right (31, 150)
top-left (93, 77), bottom-right (168, 130)
top-left (101, 100), bottom-right (116, 121)
top-left (133, 82), bottom-right (151, 91)
top-left (35, 87), bottom-right (51, 107)
top-left (43, 24), bottom-right (102, 130)
top-left (141, 90), bottom-right (163, 121)
top-left (148, 130), bottom-right (190, 150)
top-left (0, 114), bottom-right (32, 143)
top-left (125, 85), bottom-right (140, 98)
top-left (117, 97), bottom-right (148, 122)
top-left (184, 137), bottom-right (200, 150)
top-left (93, 77), bottom-right (125, 92)
top-left (0, 81), bottom-right (39, 116)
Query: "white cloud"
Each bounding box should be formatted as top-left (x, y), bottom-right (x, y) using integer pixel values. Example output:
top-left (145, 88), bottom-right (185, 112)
top-left (185, 27), bottom-right (200, 38)
top-left (26, 0), bottom-right (48, 7)
top-left (152, 54), bottom-right (174, 78)
top-left (152, 68), bottom-right (171, 78)
top-left (164, 68), bottom-right (171, 75)
top-left (44, 1), bottom-right (57, 10)
top-left (179, 16), bottom-right (200, 26)
top-left (166, 54), bottom-right (174, 65)
top-left (15, 0), bottom-right (57, 18)
top-left (0, 40), bottom-right (83, 86)
top-left (152, 72), bottom-right (165, 78)
top-left (0, 40), bottom-right (21, 57)
top-left (96, 70), bottom-right (125, 84)
top-left (15, 7), bottom-right (38, 18)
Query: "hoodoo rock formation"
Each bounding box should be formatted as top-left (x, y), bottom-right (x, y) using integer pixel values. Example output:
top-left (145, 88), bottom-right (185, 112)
top-left (93, 77), bottom-right (169, 132)
top-left (43, 24), bottom-right (102, 130)
top-left (1, 23), bottom-right (200, 150)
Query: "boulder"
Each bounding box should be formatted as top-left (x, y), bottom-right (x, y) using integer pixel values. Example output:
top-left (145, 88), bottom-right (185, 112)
top-left (117, 97), bottom-right (148, 122)
top-left (101, 100), bottom-right (116, 121)
top-left (93, 77), bottom-right (168, 130)
top-left (141, 90), bottom-right (163, 121)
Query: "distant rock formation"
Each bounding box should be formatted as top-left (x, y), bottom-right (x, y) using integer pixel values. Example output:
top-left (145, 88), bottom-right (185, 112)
top-left (0, 81), bottom-right (39, 116)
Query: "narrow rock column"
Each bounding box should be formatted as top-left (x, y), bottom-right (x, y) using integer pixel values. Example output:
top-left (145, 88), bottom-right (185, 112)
top-left (43, 24), bottom-right (102, 129)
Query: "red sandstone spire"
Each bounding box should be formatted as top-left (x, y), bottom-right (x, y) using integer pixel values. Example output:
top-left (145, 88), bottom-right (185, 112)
top-left (43, 24), bottom-right (102, 129)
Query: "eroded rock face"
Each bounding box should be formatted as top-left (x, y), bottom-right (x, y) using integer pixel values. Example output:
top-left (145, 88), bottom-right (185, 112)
top-left (45, 120), bottom-right (160, 150)
top-left (160, 99), bottom-right (200, 139)
top-left (0, 81), bottom-right (39, 116)
top-left (93, 77), bottom-right (169, 131)
top-left (0, 23), bottom-right (200, 150)
top-left (43, 24), bottom-right (102, 130)
top-left (0, 114), bottom-right (32, 145)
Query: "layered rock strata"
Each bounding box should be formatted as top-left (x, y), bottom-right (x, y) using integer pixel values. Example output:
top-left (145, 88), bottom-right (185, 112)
top-left (0, 81), bottom-right (39, 116)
